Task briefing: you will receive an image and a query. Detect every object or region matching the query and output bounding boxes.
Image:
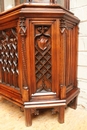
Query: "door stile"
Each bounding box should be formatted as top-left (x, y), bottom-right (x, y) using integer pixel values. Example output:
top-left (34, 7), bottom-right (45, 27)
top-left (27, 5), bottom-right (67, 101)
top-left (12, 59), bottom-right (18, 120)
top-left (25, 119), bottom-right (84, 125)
top-left (51, 19), bottom-right (60, 97)
top-left (29, 21), bottom-right (36, 95)
top-left (60, 19), bottom-right (66, 99)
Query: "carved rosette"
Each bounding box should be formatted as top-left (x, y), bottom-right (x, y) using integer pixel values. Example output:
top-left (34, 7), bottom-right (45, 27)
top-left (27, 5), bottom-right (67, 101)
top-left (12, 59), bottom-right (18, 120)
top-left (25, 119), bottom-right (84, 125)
top-left (19, 17), bottom-right (28, 89)
top-left (35, 25), bottom-right (52, 92)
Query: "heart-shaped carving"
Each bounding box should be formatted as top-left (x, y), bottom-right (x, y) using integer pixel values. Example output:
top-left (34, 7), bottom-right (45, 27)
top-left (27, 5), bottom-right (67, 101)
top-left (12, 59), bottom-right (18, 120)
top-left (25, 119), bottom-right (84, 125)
top-left (37, 37), bottom-right (49, 51)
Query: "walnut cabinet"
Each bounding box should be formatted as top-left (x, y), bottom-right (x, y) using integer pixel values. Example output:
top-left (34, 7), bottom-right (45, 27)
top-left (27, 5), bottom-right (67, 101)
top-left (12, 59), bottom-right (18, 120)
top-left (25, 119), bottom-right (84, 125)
top-left (0, 3), bottom-right (80, 126)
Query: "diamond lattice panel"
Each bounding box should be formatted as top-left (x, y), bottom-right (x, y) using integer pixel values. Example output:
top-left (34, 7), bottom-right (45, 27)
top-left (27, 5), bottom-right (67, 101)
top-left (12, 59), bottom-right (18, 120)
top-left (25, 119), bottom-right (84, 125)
top-left (35, 25), bottom-right (52, 92)
top-left (0, 28), bottom-right (19, 88)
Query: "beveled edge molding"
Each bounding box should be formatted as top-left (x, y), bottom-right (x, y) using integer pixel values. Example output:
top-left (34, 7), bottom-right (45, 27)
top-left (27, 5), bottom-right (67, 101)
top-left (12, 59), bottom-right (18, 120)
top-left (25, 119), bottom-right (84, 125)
top-left (24, 99), bottom-right (66, 108)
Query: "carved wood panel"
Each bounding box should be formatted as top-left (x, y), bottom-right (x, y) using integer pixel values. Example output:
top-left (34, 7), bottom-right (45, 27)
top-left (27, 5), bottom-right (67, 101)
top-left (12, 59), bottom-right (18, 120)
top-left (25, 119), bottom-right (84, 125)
top-left (60, 19), bottom-right (77, 92)
top-left (34, 25), bottom-right (52, 92)
top-left (0, 28), bottom-right (19, 89)
top-left (65, 27), bottom-right (77, 91)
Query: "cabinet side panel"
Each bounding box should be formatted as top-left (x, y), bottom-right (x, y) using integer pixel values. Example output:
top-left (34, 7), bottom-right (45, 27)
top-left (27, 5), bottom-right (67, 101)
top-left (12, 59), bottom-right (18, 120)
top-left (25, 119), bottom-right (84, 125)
top-left (66, 25), bottom-right (78, 92)
top-left (0, 27), bottom-right (19, 89)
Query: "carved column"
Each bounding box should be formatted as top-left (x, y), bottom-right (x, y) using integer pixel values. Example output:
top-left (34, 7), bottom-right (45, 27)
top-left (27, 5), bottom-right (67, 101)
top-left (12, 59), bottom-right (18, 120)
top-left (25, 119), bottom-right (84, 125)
top-left (19, 17), bottom-right (29, 101)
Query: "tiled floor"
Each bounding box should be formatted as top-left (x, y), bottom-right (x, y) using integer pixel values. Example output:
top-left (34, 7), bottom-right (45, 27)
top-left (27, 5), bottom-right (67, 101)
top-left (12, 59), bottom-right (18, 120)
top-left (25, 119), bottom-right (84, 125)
top-left (0, 97), bottom-right (87, 130)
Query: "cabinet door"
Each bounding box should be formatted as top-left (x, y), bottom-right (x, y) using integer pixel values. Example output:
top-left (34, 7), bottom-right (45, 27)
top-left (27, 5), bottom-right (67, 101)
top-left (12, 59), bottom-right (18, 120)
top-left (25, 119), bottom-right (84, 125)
top-left (28, 19), bottom-right (60, 97)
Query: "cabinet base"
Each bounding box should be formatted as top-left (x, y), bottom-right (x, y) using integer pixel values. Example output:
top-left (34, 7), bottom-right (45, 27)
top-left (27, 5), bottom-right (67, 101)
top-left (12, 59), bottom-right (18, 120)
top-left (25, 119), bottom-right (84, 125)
top-left (24, 99), bottom-right (66, 126)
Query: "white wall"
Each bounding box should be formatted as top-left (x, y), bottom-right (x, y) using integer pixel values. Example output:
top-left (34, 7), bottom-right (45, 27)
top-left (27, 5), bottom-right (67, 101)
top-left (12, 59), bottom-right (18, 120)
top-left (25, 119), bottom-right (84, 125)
top-left (70, 0), bottom-right (87, 109)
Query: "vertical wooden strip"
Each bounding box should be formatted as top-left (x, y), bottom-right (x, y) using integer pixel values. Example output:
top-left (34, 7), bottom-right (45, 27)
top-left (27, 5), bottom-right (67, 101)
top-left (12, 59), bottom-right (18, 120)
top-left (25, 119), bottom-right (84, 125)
top-left (26, 18), bottom-right (31, 98)
top-left (60, 28), bottom-right (66, 86)
top-left (2, 70), bottom-right (5, 83)
top-left (17, 20), bottom-right (23, 93)
top-left (74, 26), bottom-right (78, 87)
top-left (7, 72), bottom-right (10, 85)
top-left (18, 17), bottom-right (30, 102)
top-left (13, 73), bottom-right (16, 87)
top-left (4, 71), bottom-right (7, 84)
top-left (72, 27), bottom-right (75, 85)
top-left (10, 73), bottom-right (13, 86)
top-left (0, 65), bottom-right (2, 83)
top-left (69, 29), bottom-right (73, 84)
top-left (15, 74), bottom-right (18, 88)
top-left (66, 29), bottom-right (70, 86)
top-left (52, 19), bottom-right (60, 97)
top-left (68, 30), bottom-right (71, 86)
top-left (50, 0), bottom-right (55, 3)
top-left (29, 21), bottom-right (36, 94)
top-left (64, 0), bottom-right (70, 10)
top-left (65, 30), bottom-right (68, 86)
top-left (60, 21), bottom-right (67, 98)
top-left (15, 0), bottom-right (20, 5)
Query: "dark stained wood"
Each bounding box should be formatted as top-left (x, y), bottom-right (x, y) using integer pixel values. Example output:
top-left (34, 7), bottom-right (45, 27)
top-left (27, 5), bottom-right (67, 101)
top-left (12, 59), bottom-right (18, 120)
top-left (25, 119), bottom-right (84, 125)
top-left (0, 3), bottom-right (80, 127)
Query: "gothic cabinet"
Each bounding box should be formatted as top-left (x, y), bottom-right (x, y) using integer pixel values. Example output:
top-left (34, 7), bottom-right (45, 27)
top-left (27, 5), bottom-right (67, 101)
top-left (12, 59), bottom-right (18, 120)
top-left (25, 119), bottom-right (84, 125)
top-left (0, 3), bottom-right (80, 126)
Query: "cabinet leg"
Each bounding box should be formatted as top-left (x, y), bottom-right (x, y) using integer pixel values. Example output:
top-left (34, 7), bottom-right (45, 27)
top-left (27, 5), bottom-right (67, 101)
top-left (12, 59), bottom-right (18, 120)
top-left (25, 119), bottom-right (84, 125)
top-left (24, 108), bottom-right (32, 127)
top-left (58, 106), bottom-right (65, 123)
top-left (69, 97), bottom-right (78, 109)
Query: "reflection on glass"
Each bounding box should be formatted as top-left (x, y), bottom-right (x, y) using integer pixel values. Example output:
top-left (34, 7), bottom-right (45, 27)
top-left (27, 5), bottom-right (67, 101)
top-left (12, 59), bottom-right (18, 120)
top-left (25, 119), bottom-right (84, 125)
top-left (20, 0), bottom-right (24, 4)
top-left (0, 1), bottom-right (2, 12)
top-left (0, 0), bottom-right (4, 12)
top-left (0, 0), bottom-right (67, 13)
top-left (31, 0), bottom-right (64, 7)
top-left (56, 0), bottom-right (64, 7)
top-left (4, 0), bottom-right (15, 11)
top-left (32, 0), bottom-right (50, 3)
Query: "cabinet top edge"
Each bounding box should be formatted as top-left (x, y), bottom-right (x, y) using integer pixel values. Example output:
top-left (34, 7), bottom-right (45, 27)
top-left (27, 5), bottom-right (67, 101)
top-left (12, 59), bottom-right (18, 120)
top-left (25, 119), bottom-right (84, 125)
top-left (0, 3), bottom-right (72, 16)
top-left (0, 3), bottom-right (80, 24)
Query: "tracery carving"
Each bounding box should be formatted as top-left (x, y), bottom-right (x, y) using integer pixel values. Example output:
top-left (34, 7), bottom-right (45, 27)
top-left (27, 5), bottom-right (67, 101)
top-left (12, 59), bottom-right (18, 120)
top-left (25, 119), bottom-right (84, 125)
top-left (60, 19), bottom-right (67, 87)
top-left (19, 17), bottom-right (28, 89)
top-left (60, 19), bottom-right (66, 33)
top-left (35, 25), bottom-right (52, 92)
top-left (0, 28), bottom-right (18, 88)
top-left (19, 17), bottom-right (27, 36)
top-left (31, 108), bottom-right (39, 115)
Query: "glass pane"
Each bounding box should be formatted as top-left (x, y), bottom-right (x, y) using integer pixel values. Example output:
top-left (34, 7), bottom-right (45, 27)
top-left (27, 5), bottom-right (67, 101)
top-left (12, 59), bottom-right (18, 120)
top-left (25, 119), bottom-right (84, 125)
top-left (0, 0), bottom-right (69, 12)
top-left (0, 0), bottom-right (4, 12)
top-left (0, 1), bottom-right (2, 12)
top-left (4, 0), bottom-right (15, 11)
top-left (56, 0), bottom-right (64, 7)
top-left (20, 0), bottom-right (24, 4)
top-left (32, 0), bottom-right (50, 3)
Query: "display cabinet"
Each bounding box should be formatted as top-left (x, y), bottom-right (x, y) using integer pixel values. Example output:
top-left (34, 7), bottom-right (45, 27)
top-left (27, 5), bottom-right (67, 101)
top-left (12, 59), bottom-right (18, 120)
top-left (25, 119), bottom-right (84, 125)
top-left (0, 0), bottom-right (80, 126)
